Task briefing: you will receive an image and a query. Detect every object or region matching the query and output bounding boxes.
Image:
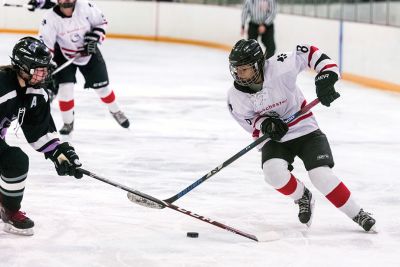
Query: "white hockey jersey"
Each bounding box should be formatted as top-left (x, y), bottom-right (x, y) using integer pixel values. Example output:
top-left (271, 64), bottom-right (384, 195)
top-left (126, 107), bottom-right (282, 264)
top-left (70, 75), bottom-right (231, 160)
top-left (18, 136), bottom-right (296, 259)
top-left (38, 0), bottom-right (107, 66)
top-left (227, 44), bottom-right (340, 144)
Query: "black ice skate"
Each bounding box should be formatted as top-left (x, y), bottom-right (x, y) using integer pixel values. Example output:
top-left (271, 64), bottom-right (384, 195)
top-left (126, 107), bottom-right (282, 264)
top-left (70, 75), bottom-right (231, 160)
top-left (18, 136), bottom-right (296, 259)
top-left (59, 122), bottom-right (74, 135)
top-left (1, 207), bottom-right (34, 236)
top-left (111, 111), bottom-right (130, 128)
top-left (295, 188), bottom-right (315, 227)
top-left (353, 209), bottom-right (376, 232)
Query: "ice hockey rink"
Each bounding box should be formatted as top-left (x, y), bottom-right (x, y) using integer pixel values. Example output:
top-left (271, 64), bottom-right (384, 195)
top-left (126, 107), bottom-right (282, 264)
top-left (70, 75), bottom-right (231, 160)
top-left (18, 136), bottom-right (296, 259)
top-left (0, 33), bottom-right (399, 267)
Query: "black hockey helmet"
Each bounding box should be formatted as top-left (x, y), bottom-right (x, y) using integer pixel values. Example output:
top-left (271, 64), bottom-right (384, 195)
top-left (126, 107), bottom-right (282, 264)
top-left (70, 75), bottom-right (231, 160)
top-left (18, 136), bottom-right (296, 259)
top-left (11, 36), bottom-right (52, 75)
top-left (229, 39), bottom-right (265, 86)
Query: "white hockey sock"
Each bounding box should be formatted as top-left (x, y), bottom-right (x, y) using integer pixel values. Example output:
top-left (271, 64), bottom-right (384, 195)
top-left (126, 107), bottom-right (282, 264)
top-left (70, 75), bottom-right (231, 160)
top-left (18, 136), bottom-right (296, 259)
top-left (308, 166), bottom-right (361, 219)
top-left (95, 86), bottom-right (120, 113)
top-left (58, 83), bottom-right (75, 124)
top-left (263, 158), bottom-right (305, 201)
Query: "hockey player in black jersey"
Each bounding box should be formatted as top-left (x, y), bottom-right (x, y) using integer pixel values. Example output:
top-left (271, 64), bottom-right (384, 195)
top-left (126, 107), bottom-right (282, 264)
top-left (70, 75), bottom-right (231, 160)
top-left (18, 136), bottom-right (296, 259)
top-left (0, 37), bottom-right (83, 236)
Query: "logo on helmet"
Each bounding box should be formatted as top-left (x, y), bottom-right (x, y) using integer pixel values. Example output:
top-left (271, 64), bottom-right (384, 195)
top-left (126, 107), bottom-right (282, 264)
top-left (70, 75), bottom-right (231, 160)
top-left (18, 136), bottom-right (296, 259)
top-left (28, 42), bottom-right (40, 53)
top-left (19, 48), bottom-right (30, 54)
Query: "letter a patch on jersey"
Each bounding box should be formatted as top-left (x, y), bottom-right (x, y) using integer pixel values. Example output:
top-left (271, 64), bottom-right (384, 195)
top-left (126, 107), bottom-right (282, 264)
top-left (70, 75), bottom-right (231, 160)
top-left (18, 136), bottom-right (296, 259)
top-left (31, 96), bottom-right (37, 108)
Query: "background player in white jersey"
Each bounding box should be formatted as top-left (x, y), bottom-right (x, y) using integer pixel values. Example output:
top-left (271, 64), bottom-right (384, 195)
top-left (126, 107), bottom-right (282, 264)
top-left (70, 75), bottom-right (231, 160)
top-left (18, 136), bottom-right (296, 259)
top-left (38, 0), bottom-right (130, 135)
top-left (0, 37), bottom-right (83, 236)
top-left (227, 39), bottom-right (376, 232)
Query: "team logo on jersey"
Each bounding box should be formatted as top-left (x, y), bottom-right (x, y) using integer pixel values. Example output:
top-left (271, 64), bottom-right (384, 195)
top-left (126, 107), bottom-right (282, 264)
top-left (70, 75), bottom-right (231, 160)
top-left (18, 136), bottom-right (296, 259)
top-left (277, 54), bottom-right (287, 62)
top-left (71, 33), bottom-right (81, 43)
top-left (252, 92), bottom-right (288, 114)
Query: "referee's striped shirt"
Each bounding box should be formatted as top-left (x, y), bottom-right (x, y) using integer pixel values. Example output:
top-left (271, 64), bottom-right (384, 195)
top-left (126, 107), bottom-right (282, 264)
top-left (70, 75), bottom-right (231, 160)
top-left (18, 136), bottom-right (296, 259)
top-left (241, 0), bottom-right (277, 27)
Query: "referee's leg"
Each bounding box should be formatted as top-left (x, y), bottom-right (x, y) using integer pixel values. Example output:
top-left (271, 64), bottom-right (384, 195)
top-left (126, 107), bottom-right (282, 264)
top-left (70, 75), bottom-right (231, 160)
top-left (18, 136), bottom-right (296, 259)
top-left (262, 23), bottom-right (276, 59)
top-left (247, 22), bottom-right (259, 41)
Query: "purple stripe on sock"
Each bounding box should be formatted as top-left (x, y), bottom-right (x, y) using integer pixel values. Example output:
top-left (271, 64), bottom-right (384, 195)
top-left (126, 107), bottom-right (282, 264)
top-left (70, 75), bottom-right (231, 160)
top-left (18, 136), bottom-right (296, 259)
top-left (39, 139), bottom-right (60, 153)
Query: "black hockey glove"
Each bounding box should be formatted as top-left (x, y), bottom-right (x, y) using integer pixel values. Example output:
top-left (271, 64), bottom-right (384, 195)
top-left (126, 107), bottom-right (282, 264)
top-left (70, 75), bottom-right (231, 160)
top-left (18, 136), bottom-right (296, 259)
top-left (260, 115), bottom-right (288, 141)
top-left (315, 70), bottom-right (340, 107)
top-left (45, 142), bottom-right (83, 178)
top-left (27, 0), bottom-right (39, 11)
top-left (44, 77), bottom-right (59, 103)
top-left (44, 62), bottom-right (58, 102)
top-left (83, 31), bottom-right (101, 55)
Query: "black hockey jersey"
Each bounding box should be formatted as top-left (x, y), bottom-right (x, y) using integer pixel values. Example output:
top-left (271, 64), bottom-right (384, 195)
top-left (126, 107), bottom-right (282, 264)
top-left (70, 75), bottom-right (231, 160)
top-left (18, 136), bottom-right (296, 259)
top-left (0, 67), bottom-right (60, 153)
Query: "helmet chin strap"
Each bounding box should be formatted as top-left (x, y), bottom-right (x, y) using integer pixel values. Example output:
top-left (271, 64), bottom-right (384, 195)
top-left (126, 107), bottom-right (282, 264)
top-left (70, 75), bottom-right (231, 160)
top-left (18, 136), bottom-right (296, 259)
top-left (16, 69), bottom-right (32, 87)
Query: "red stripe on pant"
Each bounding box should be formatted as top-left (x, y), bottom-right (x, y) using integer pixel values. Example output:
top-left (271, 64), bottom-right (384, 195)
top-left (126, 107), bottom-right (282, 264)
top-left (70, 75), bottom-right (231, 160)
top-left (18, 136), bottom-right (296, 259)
top-left (325, 182), bottom-right (351, 208)
top-left (59, 100), bottom-right (74, 111)
top-left (276, 174), bottom-right (297, 195)
top-left (101, 91), bottom-right (115, 104)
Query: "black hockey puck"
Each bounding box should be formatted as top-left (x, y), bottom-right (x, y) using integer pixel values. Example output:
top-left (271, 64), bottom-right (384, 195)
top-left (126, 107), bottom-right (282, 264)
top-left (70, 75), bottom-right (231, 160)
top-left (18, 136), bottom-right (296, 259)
top-left (187, 232), bottom-right (199, 238)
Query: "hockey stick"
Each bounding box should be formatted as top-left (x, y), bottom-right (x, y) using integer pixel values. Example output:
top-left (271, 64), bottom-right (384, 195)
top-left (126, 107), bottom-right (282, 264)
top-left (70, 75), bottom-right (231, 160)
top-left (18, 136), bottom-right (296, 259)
top-left (128, 98), bottom-right (320, 207)
top-left (79, 168), bottom-right (258, 242)
top-left (52, 56), bottom-right (77, 75)
top-left (2, 3), bottom-right (33, 8)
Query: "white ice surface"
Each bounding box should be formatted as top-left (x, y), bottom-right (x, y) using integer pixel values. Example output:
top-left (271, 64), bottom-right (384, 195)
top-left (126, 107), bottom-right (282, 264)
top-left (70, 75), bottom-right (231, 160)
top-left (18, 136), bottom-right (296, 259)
top-left (0, 34), bottom-right (399, 267)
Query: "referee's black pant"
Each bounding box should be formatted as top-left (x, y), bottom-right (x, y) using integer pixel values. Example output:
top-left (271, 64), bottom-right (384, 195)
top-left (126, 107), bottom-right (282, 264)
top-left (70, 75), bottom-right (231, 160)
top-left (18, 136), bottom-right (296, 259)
top-left (248, 22), bottom-right (276, 59)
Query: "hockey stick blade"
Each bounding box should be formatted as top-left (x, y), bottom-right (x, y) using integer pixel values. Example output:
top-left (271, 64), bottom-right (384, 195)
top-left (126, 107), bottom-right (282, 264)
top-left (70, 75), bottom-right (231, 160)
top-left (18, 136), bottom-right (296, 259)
top-left (127, 99), bottom-right (320, 207)
top-left (79, 168), bottom-right (166, 209)
top-left (127, 193), bottom-right (258, 241)
top-left (127, 191), bottom-right (164, 209)
top-left (80, 169), bottom-right (257, 241)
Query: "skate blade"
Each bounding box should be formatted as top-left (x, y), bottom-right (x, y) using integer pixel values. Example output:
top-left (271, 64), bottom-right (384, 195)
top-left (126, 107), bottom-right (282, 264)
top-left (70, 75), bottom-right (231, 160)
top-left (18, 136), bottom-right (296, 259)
top-left (306, 197), bottom-right (316, 228)
top-left (368, 225), bottom-right (378, 234)
top-left (3, 223), bottom-right (34, 236)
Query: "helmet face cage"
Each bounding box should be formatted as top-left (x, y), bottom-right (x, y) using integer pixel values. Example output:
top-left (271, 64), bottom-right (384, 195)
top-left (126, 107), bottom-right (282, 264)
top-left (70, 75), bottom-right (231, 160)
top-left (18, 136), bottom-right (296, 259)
top-left (229, 61), bottom-right (263, 86)
top-left (229, 39), bottom-right (265, 86)
top-left (11, 37), bottom-right (52, 87)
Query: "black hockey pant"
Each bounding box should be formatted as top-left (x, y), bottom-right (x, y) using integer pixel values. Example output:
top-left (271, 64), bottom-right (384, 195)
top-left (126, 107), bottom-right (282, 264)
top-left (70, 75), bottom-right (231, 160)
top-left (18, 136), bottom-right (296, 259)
top-left (0, 142), bottom-right (29, 212)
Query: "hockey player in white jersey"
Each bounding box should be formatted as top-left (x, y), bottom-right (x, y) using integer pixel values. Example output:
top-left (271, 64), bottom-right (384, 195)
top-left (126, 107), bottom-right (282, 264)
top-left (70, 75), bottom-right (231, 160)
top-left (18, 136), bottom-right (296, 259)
top-left (227, 39), bottom-right (376, 232)
top-left (38, 0), bottom-right (130, 135)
